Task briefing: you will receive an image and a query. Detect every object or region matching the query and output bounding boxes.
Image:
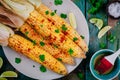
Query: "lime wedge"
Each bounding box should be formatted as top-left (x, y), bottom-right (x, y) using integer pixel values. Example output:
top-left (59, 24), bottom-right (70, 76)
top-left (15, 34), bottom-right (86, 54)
top-left (0, 57), bottom-right (3, 69)
top-left (69, 13), bottom-right (77, 29)
top-left (0, 77), bottom-right (7, 80)
top-left (89, 18), bottom-right (103, 30)
top-left (0, 71), bottom-right (18, 78)
top-left (98, 26), bottom-right (112, 39)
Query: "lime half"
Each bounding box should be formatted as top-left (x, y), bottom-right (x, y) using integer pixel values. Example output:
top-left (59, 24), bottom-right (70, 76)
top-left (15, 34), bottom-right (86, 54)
top-left (0, 57), bottom-right (3, 69)
top-left (98, 26), bottom-right (112, 39)
top-left (0, 77), bottom-right (7, 80)
top-left (89, 18), bottom-right (103, 30)
top-left (0, 71), bottom-right (18, 78)
top-left (69, 13), bottom-right (77, 29)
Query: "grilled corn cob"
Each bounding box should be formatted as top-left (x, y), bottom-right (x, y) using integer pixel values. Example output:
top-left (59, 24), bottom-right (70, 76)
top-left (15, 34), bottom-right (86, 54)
top-left (8, 34), bottom-right (67, 75)
top-left (27, 10), bottom-right (86, 58)
top-left (0, 5), bottom-right (74, 65)
top-left (0, 23), bottom-right (67, 75)
top-left (0, 0), bottom-right (86, 58)
top-left (34, 4), bottom-right (88, 52)
top-left (20, 23), bottom-right (74, 65)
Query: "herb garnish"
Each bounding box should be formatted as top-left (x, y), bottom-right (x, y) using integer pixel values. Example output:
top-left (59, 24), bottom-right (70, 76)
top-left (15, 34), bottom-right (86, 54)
top-left (57, 58), bottom-right (62, 61)
top-left (40, 65), bottom-right (47, 72)
top-left (45, 10), bottom-right (49, 15)
top-left (88, 0), bottom-right (107, 14)
top-left (61, 24), bottom-right (67, 31)
top-left (50, 12), bottom-right (55, 16)
top-left (81, 35), bottom-right (85, 39)
top-left (54, 0), bottom-right (63, 6)
top-left (68, 48), bottom-right (74, 55)
top-left (73, 37), bottom-right (78, 42)
top-left (107, 33), bottom-right (116, 43)
top-left (55, 29), bottom-right (60, 33)
top-left (25, 31), bottom-right (29, 35)
top-left (54, 10), bottom-right (57, 13)
top-left (32, 40), bottom-right (36, 46)
top-left (99, 42), bottom-right (106, 49)
top-left (53, 44), bottom-right (58, 48)
top-left (15, 58), bottom-right (21, 64)
top-left (40, 25), bottom-right (43, 27)
top-left (39, 54), bottom-right (45, 62)
top-left (60, 13), bottom-right (67, 19)
top-left (40, 41), bottom-right (45, 46)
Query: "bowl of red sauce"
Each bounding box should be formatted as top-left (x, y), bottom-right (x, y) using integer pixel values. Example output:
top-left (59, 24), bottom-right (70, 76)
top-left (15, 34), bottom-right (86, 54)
top-left (90, 49), bottom-right (120, 80)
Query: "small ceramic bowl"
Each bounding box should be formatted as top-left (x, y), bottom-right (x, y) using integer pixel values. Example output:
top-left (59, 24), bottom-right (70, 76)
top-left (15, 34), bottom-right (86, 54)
top-left (90, 49), bottom-right (120, 80)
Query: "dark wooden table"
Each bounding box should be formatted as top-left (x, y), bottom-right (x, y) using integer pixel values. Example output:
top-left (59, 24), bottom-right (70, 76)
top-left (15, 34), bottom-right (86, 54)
top-left (0, 0), bottom-right (120, 80)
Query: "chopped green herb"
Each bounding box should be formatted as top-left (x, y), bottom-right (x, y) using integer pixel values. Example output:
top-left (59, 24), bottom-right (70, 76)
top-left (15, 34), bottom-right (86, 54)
top-left (73, 37), bottom-right (78, 42)
top-left (40, 41), bottom-right (45, 46)
top-left (61, 24), bottom-right (67, 31)
top-left (25, 31), bottom-right (29, 35)
top-left (53, 44), bottom-right (58, 48)
top-left (55, 29), bottom-right (60, 33)
top-left (60, 13), bottom-right (67, 19)
top-left (15, 58), bottom-right (21, 64)
top-left (39, 54), bottom-right (45, 62)
top-left (57, 58), bottom-right (62, 61)
top-left (54, 10), bottom-right (57, 13)
top-left (68, 48), bottom-right (74, 55)
top-left (40, 25), bottom-right (43, 27)
top-left (81, 35), bottom-right (85, 39)
top-left (54, 0), bottom-right (63, 6)
top-left (32, 40), bottom-right (36, 46)
top-left (77, 72), bottom-right (84, 79)
top-left (88, 0), bottom-right (106, 14)
top-left (107, 33), bottom-right (116, 43)
top-left (99, 42), bottom-right (106, 49)
top-left (50, 12), bottom-right (55, 16)
top-left (45, 10), bottom-right (49, 15)
top-left (40, 65), bottom-right (47, 72)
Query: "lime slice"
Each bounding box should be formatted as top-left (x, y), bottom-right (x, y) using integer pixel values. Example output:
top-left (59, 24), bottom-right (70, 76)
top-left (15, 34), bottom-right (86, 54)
top-left (89, 18), bottom-right (103, 30)
top-left (0, 57), bottom-right (3, 69)
top-left (0, 71), bottom-right (18, 78)
top-left (0, 77), bottom-right (7, 80)
top-left (98, 26), bottom-right (112, 39)
top-left (69, 13), bottom-right (77, 29)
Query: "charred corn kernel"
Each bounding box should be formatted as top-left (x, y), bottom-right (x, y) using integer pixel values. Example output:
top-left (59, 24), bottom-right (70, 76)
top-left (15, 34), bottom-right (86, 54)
top-left (8, 34), bottom-right (67, 75)
top-left (36, 4), bottom-right (88, 52)
top-left (26, 10), bottom-right (85, 58)
top-left (20, 23), bottom-right (74, 65)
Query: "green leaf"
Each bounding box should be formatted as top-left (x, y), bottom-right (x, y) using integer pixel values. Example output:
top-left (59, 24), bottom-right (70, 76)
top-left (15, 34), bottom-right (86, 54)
top-left (15, 58), bottom-right (21, 64)
top-left (55, 29), bottom-right (60, 33)
top-left (68, 48), bottom-right (74, 55)
top-left (54, 0), bottom-right (63, 6)
top-left (99, 42), bottom-right (106, 49)
top-left (107, 33), bottom-right (116, 43)
top-left (60, 13), bottom-right (67, 19)
top-left (61, 24), bottom-right (67, 31)
top-left (73, 37), bottom-right (78, 42)
top-left (0, 57), bottom-right (3, 69)
top-left (39, 55), bottom-right (45, 62)
top-left (78, 72), bottom-right (84, 79)
top-left (57, 58), bottom-right (62, 61)
top-left (50, 12), bottom-right (55, 16)
top-left (40, 65), bottom-right (47, 72)
top-left (40, 41), bottom-right (45, 46)
top-left (45, 10), bottom-right (49, 15)
top-left (32, 40), bottom-right (36, 46)
top-left (81, 35), bottom-right (85, 39)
